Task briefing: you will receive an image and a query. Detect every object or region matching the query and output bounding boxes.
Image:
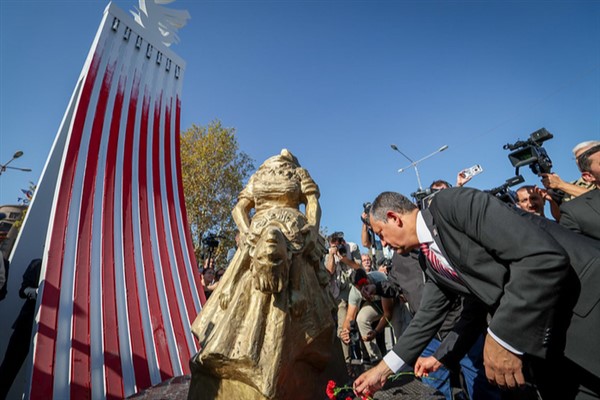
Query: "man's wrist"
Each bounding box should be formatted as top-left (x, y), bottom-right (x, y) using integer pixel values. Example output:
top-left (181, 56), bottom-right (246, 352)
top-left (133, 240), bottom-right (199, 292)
top-left (383, 351), bottom-right (406, 373)
top-left (487, 328), bottom-right (523, 355)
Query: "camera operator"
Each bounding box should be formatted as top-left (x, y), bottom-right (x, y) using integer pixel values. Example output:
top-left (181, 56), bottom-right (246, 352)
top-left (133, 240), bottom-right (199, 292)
top-left (539, 140), bottom-right (599, 202)
top-left (201, 267), bottom-right (217, 299)
top-left (559, 143), bottom-right (600, 241)
top-left (325, 231), bottom-right (362, 372)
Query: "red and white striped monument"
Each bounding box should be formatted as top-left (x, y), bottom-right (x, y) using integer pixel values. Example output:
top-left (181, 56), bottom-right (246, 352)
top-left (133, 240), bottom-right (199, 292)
top-left (2, 2), bottom-right (204, 399)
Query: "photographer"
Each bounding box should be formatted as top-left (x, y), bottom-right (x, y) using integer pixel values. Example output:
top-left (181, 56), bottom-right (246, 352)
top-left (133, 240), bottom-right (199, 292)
top-left (325, 231), bottom-right (361, 371)
top-left (340, 269), bottom-right (395, 366)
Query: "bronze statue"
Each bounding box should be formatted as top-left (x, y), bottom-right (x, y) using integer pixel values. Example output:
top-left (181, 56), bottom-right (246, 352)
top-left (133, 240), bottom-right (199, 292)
top-left (189, 149), bottom-right (335, 400)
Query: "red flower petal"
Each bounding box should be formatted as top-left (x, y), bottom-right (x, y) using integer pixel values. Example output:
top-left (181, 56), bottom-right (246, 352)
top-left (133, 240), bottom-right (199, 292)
top-left (326, 380), bottom-right (337, 399)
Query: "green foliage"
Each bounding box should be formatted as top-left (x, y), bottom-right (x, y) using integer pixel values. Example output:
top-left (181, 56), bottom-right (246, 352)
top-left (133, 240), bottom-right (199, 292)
top-left (180, 120), bottom-right (254, 266)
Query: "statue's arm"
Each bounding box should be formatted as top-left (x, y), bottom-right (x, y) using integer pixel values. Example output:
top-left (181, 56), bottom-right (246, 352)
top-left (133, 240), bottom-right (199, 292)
top-left (304, 193), bottom-right (321, 227)
top-left (232, 197), bottom-right (254, 242)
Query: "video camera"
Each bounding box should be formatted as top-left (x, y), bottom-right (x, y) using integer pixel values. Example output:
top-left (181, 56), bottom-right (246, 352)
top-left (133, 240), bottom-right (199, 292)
top-left (411, 188), bottom-right (440, 210)
top-left (377, 257), bottom-right (393, 274)
top-left (487, 175), bottom-right (524, 205)
top-left (202, 233), bottom-right (220, 249)
top-left (490, 127), bottom-right (560, 204)
top-left (200, 232), bottom-right (224, 262)
top-left (348, 320), bottom-right (364, 365)
top-left (361, 202), bottom-right (372, 227)
top-left (503, 127), bottom-right (553, 176)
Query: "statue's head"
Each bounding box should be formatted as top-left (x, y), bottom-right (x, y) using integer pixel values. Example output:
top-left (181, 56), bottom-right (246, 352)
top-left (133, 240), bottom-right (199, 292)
top-left (251, 226), bottom-right (290, 294)
top-left (260, 149), bottom-right (301, 172)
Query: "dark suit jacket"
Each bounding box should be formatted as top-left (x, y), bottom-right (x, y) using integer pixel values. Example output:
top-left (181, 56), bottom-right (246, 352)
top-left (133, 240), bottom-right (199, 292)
top-left (392, 187), bottom-right (600, 378)
top-left (560, 189), bottom-right (600, 241)
top-left (376, 251), bottom-right (479, 365)
top-left (376, 251), bottom-right (425, 315)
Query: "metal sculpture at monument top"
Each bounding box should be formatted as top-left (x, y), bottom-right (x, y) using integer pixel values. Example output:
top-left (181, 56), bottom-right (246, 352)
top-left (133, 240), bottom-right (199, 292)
top-left (189, 149), bottom-right (335, 400)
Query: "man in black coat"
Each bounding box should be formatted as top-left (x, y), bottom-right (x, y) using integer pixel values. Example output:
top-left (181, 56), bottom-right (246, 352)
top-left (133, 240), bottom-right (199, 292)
top-left (0, 258), bottom-right (42, 399)
top-left (353, 188), bottom-right (600, 399)
top-left (560, 189), bottom-right (600, 240)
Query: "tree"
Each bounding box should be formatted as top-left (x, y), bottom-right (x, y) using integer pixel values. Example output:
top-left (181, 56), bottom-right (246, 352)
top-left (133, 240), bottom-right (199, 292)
top-left (180, 120), bottom-right (254, 267)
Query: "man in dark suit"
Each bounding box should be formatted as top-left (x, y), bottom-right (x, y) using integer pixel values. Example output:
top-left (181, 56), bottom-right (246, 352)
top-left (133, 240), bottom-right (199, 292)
top-left (353, 188), bottom-right (600, 399)
top-left (560, 189), bottom-right (600, 240)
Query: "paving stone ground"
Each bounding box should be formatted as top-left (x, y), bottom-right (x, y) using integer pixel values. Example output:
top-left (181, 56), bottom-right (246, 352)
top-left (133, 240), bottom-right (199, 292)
top-left (128, 372), bottom-right (449, 400)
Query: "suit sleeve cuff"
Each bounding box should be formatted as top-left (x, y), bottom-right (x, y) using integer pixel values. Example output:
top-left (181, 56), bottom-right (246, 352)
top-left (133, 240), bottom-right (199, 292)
top-left (383, 350), bottom-right (406, 373)
top-left (487, 328), bottom-right (523, 355)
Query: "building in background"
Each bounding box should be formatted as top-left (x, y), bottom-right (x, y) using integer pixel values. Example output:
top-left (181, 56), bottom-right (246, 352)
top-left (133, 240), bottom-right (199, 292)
top-left (0, 205), bottom-right (27, 259)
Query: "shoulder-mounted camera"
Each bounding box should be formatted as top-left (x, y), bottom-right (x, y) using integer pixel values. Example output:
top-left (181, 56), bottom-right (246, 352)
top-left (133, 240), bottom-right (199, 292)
top-left (503, 127), bottom-right (553, 175)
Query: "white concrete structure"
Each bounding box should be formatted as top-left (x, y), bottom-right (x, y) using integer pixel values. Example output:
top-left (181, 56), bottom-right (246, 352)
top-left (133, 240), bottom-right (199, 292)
top-left (1, 2), bottom-right (203, 399)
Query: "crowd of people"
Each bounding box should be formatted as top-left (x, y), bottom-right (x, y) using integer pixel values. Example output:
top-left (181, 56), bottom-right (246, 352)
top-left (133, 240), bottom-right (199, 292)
top-left (198, 140), bottom-right (599, 399)
top-left (324, 140), bottom-right (600, 399)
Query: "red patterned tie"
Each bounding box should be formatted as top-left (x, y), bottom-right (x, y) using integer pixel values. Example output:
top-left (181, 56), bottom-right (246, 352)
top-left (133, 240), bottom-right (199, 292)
top-left (420, 243), bottom-right (464, 284)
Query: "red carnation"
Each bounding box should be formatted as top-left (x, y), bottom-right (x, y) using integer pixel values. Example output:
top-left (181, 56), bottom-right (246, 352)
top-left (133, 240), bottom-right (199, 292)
top-left (357, 277), bottom-right (369, 287)
top-left (326, 380), bottom-right (337, 399)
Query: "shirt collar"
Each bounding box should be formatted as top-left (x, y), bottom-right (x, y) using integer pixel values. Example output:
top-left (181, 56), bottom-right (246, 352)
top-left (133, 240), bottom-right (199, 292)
top-left (416, 211), bottom-right (433, 244)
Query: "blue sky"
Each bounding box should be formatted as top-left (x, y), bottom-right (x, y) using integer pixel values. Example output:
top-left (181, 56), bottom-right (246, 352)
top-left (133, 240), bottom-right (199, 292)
top-left (1, 0), bottom-right (599, 247)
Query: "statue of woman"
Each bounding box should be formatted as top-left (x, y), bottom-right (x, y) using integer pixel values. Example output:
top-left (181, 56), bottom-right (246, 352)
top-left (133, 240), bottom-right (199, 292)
top-left (190, 149), bottom-right (334, 400)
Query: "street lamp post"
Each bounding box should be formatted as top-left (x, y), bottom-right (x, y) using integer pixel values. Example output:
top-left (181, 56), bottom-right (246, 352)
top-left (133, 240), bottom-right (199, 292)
top-left (0, 151), bottom-right (32, 176)
top-left (391, 144), bottom-right (449, 191)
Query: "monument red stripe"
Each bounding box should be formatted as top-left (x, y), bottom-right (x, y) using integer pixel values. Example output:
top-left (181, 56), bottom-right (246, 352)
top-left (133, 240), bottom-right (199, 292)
top-left (101, 72), bottom-right (126, 400)
top-left (138, 88), bottom-right (173, 380)
top-left (71, 58), bottom-right (117, 400)
top-left (151, 92), bottom-right (190, 372)
top-left (163, 99), bottom-right (197, 337)
top-left (121, 72), bottom-right (152, 391)
top-left (30, 51), bottom-right (102, 400)
top-left (173, 97), bottom-right (205, 306)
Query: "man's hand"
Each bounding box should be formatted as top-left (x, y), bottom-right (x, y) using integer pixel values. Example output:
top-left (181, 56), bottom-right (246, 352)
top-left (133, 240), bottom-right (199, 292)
top-left (340, 328), bottom-right (351, 344)
top-left (539, 172), bottom-right (565, 190)
top-left (363, 329), bottom-right (377, 342)
top-left (24, 287), bottom-right (37, 300)
top-left (353, 361), bottom-right (393, 397)
top-left (483, 334), bottom-right (526, 389)
top-left (533, 185), bottom-right (552, 202)
top-left (360, 284), bottom-right (376, 301)
top-left (456, 171), bottom-right (473, 187)
top-left (414, 356), bottom-right (442, 378)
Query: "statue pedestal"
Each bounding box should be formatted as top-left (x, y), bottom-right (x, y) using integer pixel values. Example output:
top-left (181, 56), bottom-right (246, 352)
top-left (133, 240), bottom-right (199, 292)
top-left (187, 371), bottom-right (267, 400)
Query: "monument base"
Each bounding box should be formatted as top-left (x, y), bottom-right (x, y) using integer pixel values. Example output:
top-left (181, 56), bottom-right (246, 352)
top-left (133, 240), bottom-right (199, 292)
top-left (187, 370), bottom-right (268, 400)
